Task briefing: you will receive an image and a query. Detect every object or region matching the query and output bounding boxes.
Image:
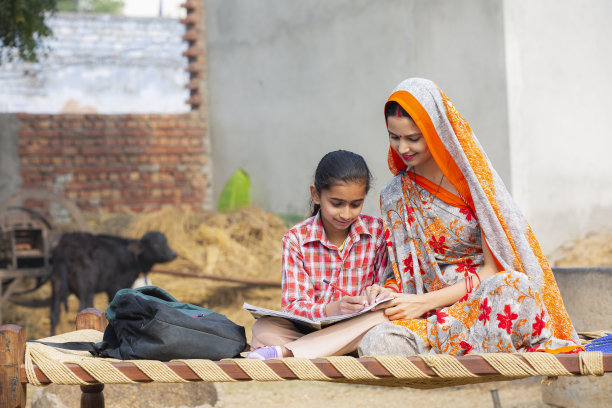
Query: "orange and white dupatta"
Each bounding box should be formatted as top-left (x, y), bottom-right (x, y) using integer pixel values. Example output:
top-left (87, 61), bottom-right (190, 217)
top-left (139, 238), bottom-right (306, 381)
top-left (384, 78), bottom-right (578, 345)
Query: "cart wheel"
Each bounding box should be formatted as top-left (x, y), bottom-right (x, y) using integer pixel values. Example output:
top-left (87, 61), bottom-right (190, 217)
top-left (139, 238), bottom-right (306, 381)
top-left (0, 189), bottom-right (89, 232)
top-left (4, 206), bottom-right (54, 230)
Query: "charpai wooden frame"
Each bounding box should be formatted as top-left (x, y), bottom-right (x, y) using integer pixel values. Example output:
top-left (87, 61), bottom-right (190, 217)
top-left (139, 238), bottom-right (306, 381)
top-left (1, 308), bottom-right (611, 408)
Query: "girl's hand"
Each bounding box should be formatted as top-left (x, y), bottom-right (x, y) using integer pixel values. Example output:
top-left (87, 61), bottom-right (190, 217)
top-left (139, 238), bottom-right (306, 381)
top-left (377, 293), bottom-right (432, 320)
top-left (324, 296), bottom-right (368, 316)
top-left (363, 284), bottom-right (396, 305)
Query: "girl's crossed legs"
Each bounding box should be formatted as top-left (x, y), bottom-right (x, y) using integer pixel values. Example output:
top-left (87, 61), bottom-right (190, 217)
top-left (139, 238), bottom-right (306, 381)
top-left (250, 310), bottom-right (388, 359)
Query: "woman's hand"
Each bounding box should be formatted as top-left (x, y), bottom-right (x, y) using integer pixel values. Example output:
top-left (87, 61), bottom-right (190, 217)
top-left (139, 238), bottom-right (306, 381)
top-left (375, 293), bottom-right (433, 320)
top-left (324, 296), bottom-right (368, 316)
top-left (363, 284), bottom-right (396, 305)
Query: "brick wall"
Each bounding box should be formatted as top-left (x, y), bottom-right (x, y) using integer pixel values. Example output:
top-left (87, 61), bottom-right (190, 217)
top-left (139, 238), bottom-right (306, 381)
top-left (16, 113), bottom-right (208, 212)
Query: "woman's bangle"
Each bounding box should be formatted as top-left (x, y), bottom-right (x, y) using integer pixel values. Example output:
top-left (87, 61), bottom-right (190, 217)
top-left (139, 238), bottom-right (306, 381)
top-left (465, 275), bottom-right (475, 294)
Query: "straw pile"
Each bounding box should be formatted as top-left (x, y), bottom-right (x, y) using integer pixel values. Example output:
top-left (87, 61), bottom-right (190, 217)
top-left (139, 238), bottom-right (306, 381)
top-left (94, 206), bottom-right (287, 282)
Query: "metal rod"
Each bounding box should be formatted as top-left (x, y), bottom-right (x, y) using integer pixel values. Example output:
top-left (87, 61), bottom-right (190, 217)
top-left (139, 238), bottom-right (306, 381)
top-left (152, 267), bottom-right (281, 287)
top-left (490, 388), bottom-right (502, 408)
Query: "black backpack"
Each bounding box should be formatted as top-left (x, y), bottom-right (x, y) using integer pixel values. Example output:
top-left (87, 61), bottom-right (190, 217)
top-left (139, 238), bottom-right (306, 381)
top-left (92, 286), bottom-right (247, 361)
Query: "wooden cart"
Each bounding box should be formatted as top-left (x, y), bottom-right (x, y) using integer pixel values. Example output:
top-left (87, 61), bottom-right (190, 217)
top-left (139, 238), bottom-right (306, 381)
top-left (0, 189), bottom-right (89, 324)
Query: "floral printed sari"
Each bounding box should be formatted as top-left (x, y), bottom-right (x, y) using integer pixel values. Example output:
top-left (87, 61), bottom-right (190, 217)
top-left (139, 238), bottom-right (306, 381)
top-left (359, 78), bottom-right (580, 356)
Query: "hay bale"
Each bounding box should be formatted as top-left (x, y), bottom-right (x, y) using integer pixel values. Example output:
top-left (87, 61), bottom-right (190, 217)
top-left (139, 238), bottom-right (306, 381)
top-left (550, 233), bottom-right (612, 267)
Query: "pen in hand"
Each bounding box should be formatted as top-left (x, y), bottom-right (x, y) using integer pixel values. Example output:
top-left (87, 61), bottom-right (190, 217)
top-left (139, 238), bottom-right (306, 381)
top-left (322, 279), bottom-right (352, 296)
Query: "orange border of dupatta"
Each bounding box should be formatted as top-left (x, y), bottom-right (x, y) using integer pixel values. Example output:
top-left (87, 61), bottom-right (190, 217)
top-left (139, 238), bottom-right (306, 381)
top-left (386, 91), bottom-right (475, 210)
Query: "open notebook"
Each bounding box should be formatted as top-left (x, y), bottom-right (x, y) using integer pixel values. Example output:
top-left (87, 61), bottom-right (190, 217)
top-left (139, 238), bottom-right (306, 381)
top-left (243, 297), bottom-right (392, 330)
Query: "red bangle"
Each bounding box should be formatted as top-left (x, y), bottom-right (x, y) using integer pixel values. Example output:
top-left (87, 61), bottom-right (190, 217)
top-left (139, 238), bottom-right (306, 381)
top-left (465, 275), bottom-right (475, 294)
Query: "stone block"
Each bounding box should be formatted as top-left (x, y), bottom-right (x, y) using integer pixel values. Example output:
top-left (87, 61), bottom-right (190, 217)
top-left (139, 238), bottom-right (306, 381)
top-left (543, 268), bottom-right (612, 407)
top-left (31, 382), bottom-right (221, 408)
top-left (542, 376), bottom-right (612, 408)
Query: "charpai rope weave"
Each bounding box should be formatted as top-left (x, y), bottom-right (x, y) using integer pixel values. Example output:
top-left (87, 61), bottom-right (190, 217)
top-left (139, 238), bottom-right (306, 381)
top-left (324, 356), bottom-right (379, 381)
top-left (371, 355), bottom-right (430, 379)
top-left (130, 360), bottom-right (188, 383)
top-left (230, 358), bottom-right (284, 382)
top-left (280, 358), bottom-right (332, 381)
top-left (522, 352), bottom-right (572, 377)
top-left (418, 354), bottom-right (477, 379)
top-left (177, 359), bottom-right (237, 382)
top-left (475, 353), bottom-right (537, 377)
top-left (579, 351), bottom-right (604, 376)
top-left (23, 330), bottom-right (607, 389)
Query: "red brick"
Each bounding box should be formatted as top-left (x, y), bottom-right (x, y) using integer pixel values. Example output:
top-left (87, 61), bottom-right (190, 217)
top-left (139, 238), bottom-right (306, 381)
top-left (14, 111), bottom-right (210, 212)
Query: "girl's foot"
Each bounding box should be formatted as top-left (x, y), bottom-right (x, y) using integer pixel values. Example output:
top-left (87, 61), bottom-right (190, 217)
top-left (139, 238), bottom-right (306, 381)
top-left (245, 346), bottom-right (283, 360)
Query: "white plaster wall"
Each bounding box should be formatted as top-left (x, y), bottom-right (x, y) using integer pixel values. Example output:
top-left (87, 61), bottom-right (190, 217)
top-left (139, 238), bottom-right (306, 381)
top-left (206, 0), bottom-right (509, 217)
top-left (503, 0), bottom-right (612, 253)
top-left (123, 0), bottom-right (186, 18)
top-left (0, 13), bottom-right (189, 114)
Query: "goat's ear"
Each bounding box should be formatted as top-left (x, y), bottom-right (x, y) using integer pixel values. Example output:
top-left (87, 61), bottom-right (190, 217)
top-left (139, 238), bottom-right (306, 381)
top-left (128, 241), bottom-right (143, 256)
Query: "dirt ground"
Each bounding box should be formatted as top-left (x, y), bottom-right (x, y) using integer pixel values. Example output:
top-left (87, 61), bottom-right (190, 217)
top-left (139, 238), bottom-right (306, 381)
top-left (24, 377), bottom-right (547, 408)
top-left (5, 208), bottom-right (611, 407)
top-left (217, 378), bottom-right (548, 408)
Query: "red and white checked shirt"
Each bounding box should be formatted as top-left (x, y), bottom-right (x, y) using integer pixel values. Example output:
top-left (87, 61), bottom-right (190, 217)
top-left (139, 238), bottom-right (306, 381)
top-left (281, 212), bottom-right (388, 320)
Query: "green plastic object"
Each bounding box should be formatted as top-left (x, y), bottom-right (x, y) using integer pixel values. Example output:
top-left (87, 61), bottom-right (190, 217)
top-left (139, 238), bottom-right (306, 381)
top-left (217, 169), bottom-right (251, 212)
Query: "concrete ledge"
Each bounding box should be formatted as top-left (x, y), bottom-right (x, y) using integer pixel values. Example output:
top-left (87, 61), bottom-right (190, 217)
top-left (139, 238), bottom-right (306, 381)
top-left (552, 267), bottom-right (612, 333)
top-left (547, 267), bottom-right (611, 407)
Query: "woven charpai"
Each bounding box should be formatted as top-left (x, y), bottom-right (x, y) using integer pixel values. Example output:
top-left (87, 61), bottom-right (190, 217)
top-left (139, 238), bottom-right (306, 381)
top-left (24, 330), bottom-right (606, 389)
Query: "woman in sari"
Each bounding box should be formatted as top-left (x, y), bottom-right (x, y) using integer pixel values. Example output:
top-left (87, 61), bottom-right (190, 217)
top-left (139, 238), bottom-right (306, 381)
top-left (359, 78), bottom-right (581, 355)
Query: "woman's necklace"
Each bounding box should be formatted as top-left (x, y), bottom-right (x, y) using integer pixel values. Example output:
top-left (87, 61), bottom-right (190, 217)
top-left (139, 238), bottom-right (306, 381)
top-left (412, 167), bottom-right (445, 204)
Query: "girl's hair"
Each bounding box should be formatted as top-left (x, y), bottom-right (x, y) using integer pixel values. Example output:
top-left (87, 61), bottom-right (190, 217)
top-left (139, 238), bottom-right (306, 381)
top-left (384, 101), bottom-right (412, 119)
top-left (310, 150), bottom-right (372, 217)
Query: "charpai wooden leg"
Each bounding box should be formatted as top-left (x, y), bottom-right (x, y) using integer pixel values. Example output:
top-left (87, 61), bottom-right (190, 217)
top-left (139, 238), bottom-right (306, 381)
top-left (80, 383), bottom-right (105, 408)
top-left (76, 308), bottom-right (108, 408)
top-left (76, 308), bottom-right (108, 332)
top-left (0, 324), bottom-right (27, 408)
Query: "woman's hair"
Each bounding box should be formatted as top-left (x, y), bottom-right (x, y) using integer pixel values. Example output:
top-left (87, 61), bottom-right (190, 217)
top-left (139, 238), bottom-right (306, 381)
top-left (384, 101), bottom-right (411, 119)
top-left (310, 150), bottom-right (372, 217)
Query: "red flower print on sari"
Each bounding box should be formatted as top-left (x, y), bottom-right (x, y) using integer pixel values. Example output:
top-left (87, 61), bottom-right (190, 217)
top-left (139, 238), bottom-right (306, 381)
top-left (460, 341), bottom-right (473, 355)
top-left (532, 310), bottom-right (546, 337)
top-left (429, 235), bottom-right (449, 255)
top-left (456, 259), bottom-right (477, 276)
top-left (403, 254), bottom-right (424, 277)
top-left (405, 205), bottom-right (416, 225)
top-left (479, 298), bottom-right (491, 323)
top-left (460, 207), bottom-right (477, 221)
top-left (436, 309), bottom-right (448, 324)
top-left (496, 304), bottom-right (518, 335)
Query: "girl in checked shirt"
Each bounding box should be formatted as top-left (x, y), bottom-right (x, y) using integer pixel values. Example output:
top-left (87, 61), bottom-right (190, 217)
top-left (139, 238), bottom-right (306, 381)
top-left (247, 150), bottom-right (389, 359)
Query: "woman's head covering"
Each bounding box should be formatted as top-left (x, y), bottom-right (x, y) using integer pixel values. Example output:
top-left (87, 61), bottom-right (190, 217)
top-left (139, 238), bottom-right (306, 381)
top-left (385, 78), bottom-right (577, 343)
